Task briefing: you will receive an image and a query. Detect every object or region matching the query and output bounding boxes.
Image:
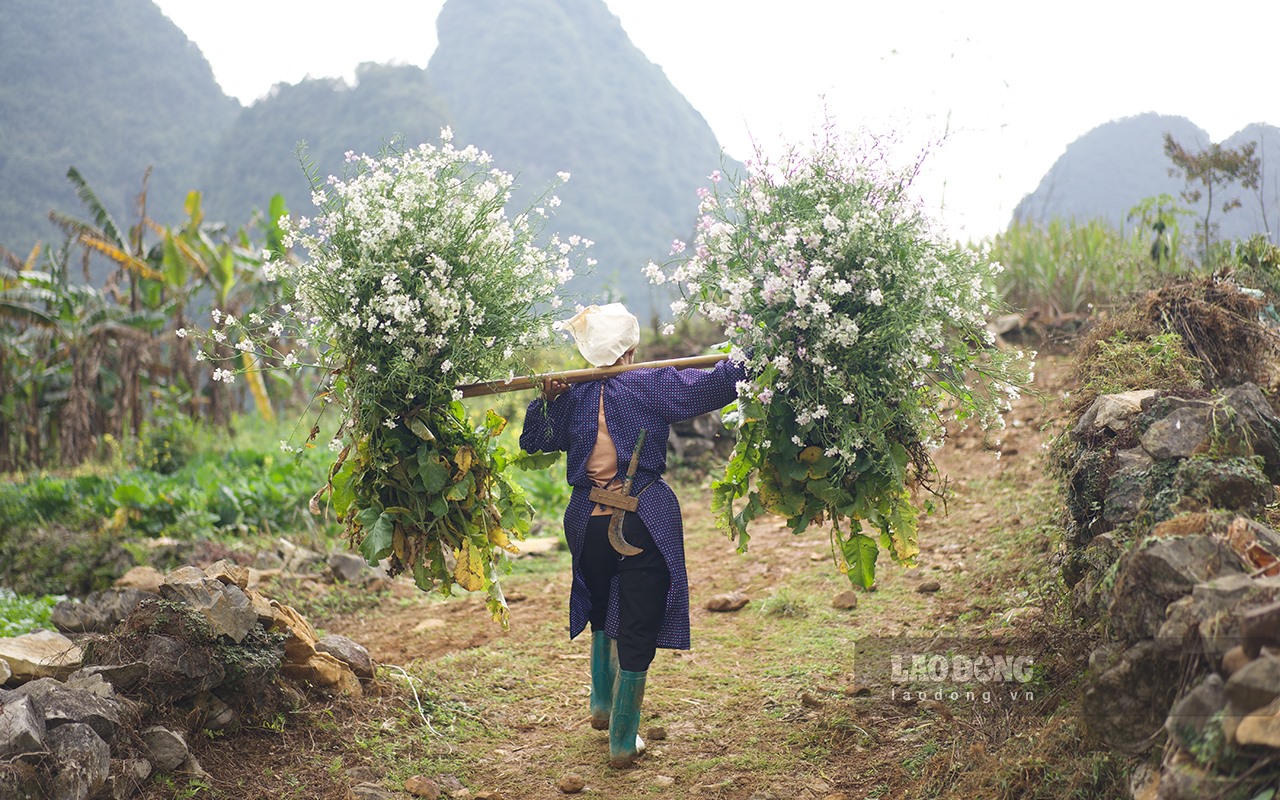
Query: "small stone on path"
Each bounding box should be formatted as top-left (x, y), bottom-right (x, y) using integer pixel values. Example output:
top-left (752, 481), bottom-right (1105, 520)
top-left (557, 773), bottom-right (586, 793)
top-left (646, 726), bottom-right (667, 741)
top-left (405, 775), bottom-right (441, 799)
top-left (653, 775), bottom-right (675, 788)
top-left (916, 581), bottom-right (941, 593)
top-left (705, 591), bottom-right (750, 612)
top-left (349, 783), bottom-right (397, 800)
top-left (831, 591), bottom-right (859, 610)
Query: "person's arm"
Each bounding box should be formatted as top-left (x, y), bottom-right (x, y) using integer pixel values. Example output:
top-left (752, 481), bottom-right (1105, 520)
top-left (648, 358), bottom-right (747, 423)
top-left (519, 379), bottom-right (573, 453)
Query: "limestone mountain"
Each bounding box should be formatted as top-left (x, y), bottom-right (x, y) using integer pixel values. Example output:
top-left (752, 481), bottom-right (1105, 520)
top-left (1, 0), bottom-right (736, 314)
top-left (0, 0), bottom-right (240, 254)
top-left (1013, 112), bottom-right (1280, 244)
top-left (428, 0), bottom-right (736, 313)
top-left (198, 62), bottom-right (452, 230)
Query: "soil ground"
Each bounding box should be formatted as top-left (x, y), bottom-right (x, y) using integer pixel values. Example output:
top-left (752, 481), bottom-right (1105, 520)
top-left (160, 355), bottom-right (1132, 800)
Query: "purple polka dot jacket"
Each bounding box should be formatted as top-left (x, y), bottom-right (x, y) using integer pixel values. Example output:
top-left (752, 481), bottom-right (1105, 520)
top-left (519, 359), bottom-right (746, 649)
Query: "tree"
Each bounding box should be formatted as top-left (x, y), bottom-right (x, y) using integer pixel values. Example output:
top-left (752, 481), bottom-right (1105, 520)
top-left (1163, 133), bottom-right (1261, 262)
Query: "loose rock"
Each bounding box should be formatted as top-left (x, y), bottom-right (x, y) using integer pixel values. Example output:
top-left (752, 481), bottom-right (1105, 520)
top-left (557, 773), bottom-right (586, 794)
top-left (1165, 674), bottom-right (1227, 750)
top-left (0, 694), bottom-right (45, 758)
top-left (1106, 535), bottom-right (1245, 641)
top-left (330, 552), bottom-right (375, 585)
top-left (53, 588), bottom-right (155, 634)
top-left (277, 537), bottom-right (327, 573)
top-left (1232, 695), bottom-right (1280, 748)
top-left (1222, 645), bottom-right (1252, 678)
top-left (107, 758), bottom-right (153, 800)
top-left (317, 634), bottom-right (376, 680)
top-left (349, 783), bottom-right (398, 800)
top-left (11, 677), bottom-right (121, 743)
top-left (916, 581), bottom-right (941, 593)
top-left (1140, 405), bottom-right (1216, 460)
top-left (653, 775), bottom-right (675, 788)
top-left (205, 559), bottom-right (250, 589)
top-left (646, 725), bottom-right (667, 741)
top-left (142, 726), bottom-right (189, 773)
top-left (114, 565), bottom-right (165, 593)
top-left (0, 629), bottom-right (83, 681)
top-left (160, 567), bottom-right (258, 643)
top-left (831, 591), bottom-right (859, 610)
top-left (405, 774), bottom-right (442, 799)
top-left (1225, 655), bottom-right (1280, 714)
top-left (345, 766), bottom-right (380, 784)
top-left (47, 722), bottom-right (110, 800)
top-left (705, 592), bottom-right (750, 612)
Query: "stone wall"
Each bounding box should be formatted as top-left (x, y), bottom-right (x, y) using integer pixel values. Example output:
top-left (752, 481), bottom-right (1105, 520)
top-left (1060, 384), bottom-right (1280, 797)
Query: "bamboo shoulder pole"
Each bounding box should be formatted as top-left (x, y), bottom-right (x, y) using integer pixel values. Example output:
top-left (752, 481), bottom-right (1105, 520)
top-left (456, 353), bottom-right (729, 398)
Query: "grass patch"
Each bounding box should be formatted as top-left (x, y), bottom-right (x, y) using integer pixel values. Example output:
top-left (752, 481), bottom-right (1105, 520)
top-left (0, 588), bottom-right (63, 636)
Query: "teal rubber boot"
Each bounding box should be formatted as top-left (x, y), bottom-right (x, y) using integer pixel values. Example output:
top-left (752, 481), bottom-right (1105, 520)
top-left (608, 669), bottom-right (647, 768)
top-left (589, 632), bottom-right (617, 730)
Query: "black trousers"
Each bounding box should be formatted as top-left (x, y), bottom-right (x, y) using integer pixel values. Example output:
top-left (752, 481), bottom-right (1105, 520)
top-left (581, 512), bottom-right (669, 672)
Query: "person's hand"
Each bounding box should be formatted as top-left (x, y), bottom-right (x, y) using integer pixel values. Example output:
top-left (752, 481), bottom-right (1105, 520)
top-left (541, 378), bottom-right (570, 402)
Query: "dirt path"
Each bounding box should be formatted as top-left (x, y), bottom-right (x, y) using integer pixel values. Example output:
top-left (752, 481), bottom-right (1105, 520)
top-left (192, 356), bottom-right (1079, 800)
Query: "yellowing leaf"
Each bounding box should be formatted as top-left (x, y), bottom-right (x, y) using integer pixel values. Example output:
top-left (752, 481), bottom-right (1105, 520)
top-left (455, 446), bottom-right (474, 476)
top-left (453, 541), bottom-right (486, 592)
top-left (488, 526), bottom-right (519, 555)
top-left (799, 446), bottom-right (824, 464)
top-left (484, 409), bottom-right (508, 438)
top-left (393, 525), bottom-right (407, 562)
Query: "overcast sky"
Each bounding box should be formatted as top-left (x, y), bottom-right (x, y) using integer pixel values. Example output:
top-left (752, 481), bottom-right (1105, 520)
top-left (152, 0), bottom-right (1277, 241)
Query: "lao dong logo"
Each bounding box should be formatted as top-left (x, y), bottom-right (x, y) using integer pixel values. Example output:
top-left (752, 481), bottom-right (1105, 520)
top-left (892, 653), bottom-right (1036, 685)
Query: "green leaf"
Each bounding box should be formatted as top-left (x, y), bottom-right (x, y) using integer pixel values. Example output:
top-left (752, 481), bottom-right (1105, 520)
top-left (417, 448), bottom-right (451, 493)
top-left (357, 508), bottom-right (395, 565)
top-left (406, 415), bottom-right (435, 441)
top-left (510, 449), bottom-right (561, 470)
top-left (330, 458), bottom-right (357, 516)
top-left (445, 471), bottom-right (475, 502)
top-left (840, 533), bottom-right (879, 589)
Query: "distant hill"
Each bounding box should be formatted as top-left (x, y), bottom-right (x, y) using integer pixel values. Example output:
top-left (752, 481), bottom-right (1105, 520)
top-left (428, 0), bottom-right (737, 313)
top-left (1013, 112), bottom-right (1280, 243)
top-left (0, 0), bottom-right (239, 254)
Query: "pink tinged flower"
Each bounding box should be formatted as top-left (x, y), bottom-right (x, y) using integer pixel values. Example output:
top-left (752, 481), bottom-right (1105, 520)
top-left (708, 170), bottom-right (722, 183)
top-left (670, 239), bottom-right (687, 255)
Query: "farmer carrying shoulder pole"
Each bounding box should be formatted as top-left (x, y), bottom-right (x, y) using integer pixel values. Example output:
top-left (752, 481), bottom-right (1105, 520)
top-left (519, 302), bottom-right (745, 769)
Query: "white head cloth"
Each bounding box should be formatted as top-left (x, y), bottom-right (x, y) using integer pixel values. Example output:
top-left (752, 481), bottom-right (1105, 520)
top-left (553, 303), bottom-right (640, 367)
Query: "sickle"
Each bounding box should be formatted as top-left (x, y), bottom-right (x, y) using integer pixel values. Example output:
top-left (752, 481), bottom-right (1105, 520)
top-left (607, 429), bottom-right (647, 556)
